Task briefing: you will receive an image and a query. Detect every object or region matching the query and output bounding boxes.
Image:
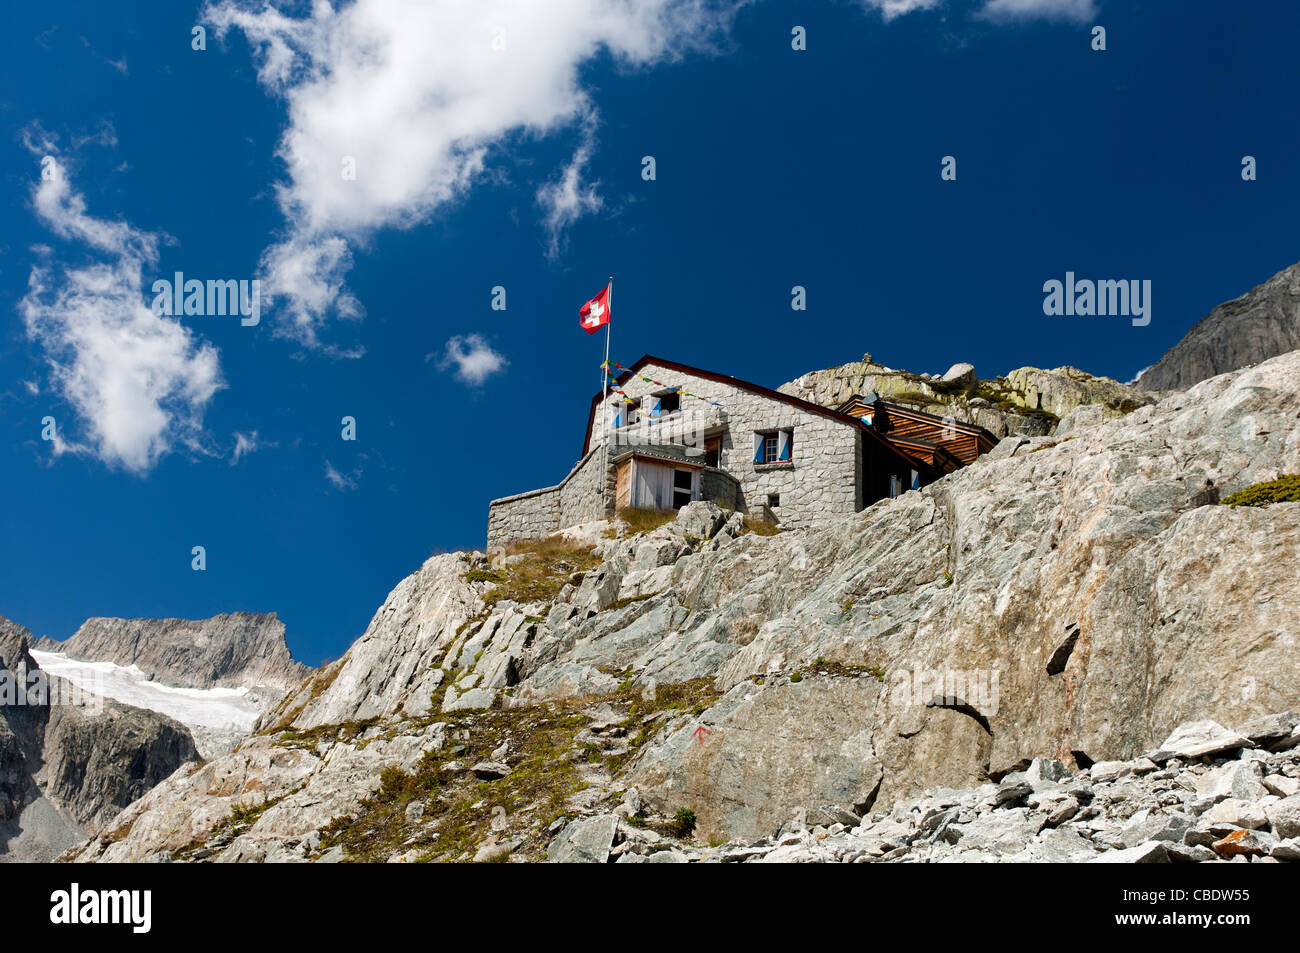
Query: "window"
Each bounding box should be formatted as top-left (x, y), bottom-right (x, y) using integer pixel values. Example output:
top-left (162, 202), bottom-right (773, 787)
top-left (672, 468), bottom-right (693, 509)
top-left (889, 474), bottom-right (902, 498)
top-left (767, 493), bottom-right (780, 509)
top-left (704, 436), bottom-right (721, 468)
top-left (753, 429), bottom-right (794, 464)
top-left (659, 391), bottom-right (680, 415)
top-left (615, 398), bottom-right (641, 428)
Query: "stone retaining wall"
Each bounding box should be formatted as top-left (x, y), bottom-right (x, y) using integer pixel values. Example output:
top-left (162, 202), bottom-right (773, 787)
top-left (488, 447), bottom-right (614, 549)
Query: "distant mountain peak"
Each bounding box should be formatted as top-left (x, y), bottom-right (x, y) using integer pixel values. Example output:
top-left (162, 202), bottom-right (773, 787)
top-left (1138, 260), bottom-right (1300, 391)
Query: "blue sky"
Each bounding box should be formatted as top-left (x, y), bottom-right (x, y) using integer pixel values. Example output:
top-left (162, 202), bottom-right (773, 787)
top-left (2, 0), bottom-right (1297, 666)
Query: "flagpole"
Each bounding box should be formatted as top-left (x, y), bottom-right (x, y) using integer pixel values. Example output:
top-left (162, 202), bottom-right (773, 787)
top-left (601, 276), bottom-right (613, 515)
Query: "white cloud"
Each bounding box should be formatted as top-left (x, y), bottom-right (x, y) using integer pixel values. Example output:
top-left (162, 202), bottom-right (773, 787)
top-left (324, 459), bottom-right (358, 491)
top-left (435, 334), bottom-right (508, 387)
top-left (537, 138), bottom-right (603, 259)
top-left (19, 156), bottom-right (223, 474)
top-left (231, 430), bottom-right (263, 464)
top-left (978, 0), bottom-right (1098, 23)
top-left (859, 0), bottom-right (943, 20)
top-left (204, 0), bottom-right (740, 348)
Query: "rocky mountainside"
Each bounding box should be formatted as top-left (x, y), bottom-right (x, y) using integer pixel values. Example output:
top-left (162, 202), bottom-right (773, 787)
top-left (0, 616), bottom-right (198, 862)
top-left (778, 355), bottom-right (1153, 438)
top-left (69, 348), bottom-right (1300, 863)
top-left (1138, 260), bottom-right (1300, 391)
top-left (562, 715), bottom-right (1300, 863)
top-left (38, 612), bottom-right (308, 693)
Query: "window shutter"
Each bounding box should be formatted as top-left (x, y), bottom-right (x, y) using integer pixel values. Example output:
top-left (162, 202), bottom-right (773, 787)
top-left (910, 469), bottom-right (920, 490)
top-left (753, 432), bottom-right (764, 463)
top-left (778, 430), bottom-right (791, 462)
top-left (649, 397), bottom-right (661, 419)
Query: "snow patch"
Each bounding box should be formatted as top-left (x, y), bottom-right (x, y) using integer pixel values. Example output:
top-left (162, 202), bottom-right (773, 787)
top-left (31, 650), bottom-right (261, 734)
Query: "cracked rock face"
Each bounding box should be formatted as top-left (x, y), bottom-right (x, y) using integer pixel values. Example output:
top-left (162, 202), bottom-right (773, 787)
top-left (66, 350), bottom-right (1300, 862)
top-left (631, 717), bottom-right (1300, 864)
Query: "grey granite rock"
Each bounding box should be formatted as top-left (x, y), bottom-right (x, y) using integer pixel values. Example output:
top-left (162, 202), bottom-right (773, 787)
top-left (1138, 260), bottom-right (1300, 391)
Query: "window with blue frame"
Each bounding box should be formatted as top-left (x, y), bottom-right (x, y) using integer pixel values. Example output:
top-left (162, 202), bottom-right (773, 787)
top-left (754, 428), bottom-right (793, 464)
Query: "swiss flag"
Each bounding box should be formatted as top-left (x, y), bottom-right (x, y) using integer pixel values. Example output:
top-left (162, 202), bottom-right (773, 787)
top-left (579, 283), bottom-right (611, 334)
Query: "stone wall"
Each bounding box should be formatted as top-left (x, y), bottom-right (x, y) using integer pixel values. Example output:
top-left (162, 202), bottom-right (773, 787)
top-left (488, 447), bottom-right (614, 549)
top-left (586, 362), bottom-right (860, 528)
top-left (700, 467), bottom-right (742, 511)
top-left (559, 445), bottom-right (615, 529)
top-left (486, 484), bottom-right (561, 549)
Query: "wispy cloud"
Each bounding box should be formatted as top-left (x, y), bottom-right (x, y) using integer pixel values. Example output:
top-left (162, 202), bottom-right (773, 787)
top-left (18, 151), bottom-right (222, 474)
top-left (433, 334), bottom-right (508, 387)
top-left (537, 136), bottom-right (603, 259)
top-left (978, 0), bottom-right (1098, 23)
top-left (324, 459), bottom-right (359, 491)
top-left (203, 0), bottom-right (741, 350)
top-left (858, 0), bottom-right (943, 20)
top-left (231, 430), bottom-right (265, 465)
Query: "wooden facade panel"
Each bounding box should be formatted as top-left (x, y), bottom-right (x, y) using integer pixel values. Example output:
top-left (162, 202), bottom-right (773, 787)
top-left (615, 458), bottom-right (633, 512)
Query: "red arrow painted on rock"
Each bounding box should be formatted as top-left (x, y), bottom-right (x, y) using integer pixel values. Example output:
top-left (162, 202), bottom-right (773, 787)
top-left (692, 725), bottom-right (711, 745)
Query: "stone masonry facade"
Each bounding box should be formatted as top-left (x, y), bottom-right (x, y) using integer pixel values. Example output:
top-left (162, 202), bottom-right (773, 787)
top-left (488, 359), bottom-right (867, 547)
top-left (582, 361), bottom-right (861, 527)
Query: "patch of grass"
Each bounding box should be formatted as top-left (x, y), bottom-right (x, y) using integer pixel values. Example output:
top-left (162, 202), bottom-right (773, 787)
top-left (1025, 436), bottom-right (1077, 455)
top-left (104, 817), bottom-right (136, 844)
top-left (476, 540), bottom-right (602, 607)
top-left (321, 707), bottom-right (588, 862)
top-left (804, 658), bottom-right (883, 681)
top-left (261, 662), bottom-right (345, 731)
top-left (318, 676), bottom-right (723, 863)
top-left (1221, 475), bottom-right (1300, 508)
top-left (618, 508), bottom-right (678, 536)
top-left (1109, 397), bottom-right (1147, 416)
top-left (789, 671), bottom-right (803, 683)
top-left (462, 569), bottom-right (506, 584)
top-left (741, 515), bottom-right (781, 537)
top-left (502, 535), bottom-right (586, 558)
top-left (893, 388), bottom-right (948, 409)
top-left (274, 717), bottom-right (380, 750)
top-left (603, 591), bottom-right (662, 612)
top-left (173, 790), bottom-right (296, 861)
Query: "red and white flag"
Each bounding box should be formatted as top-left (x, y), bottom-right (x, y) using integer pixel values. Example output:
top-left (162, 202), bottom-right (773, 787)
top-left (579, 283), bottom-right (611, 334)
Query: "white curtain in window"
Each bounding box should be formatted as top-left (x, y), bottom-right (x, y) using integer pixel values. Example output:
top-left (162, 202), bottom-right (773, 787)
top-left (633, 461), bottom-right (675, 510)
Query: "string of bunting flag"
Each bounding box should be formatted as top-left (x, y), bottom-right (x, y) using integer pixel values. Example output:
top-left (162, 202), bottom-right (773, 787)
top-left (602, 360), bottom-right (725, 407)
